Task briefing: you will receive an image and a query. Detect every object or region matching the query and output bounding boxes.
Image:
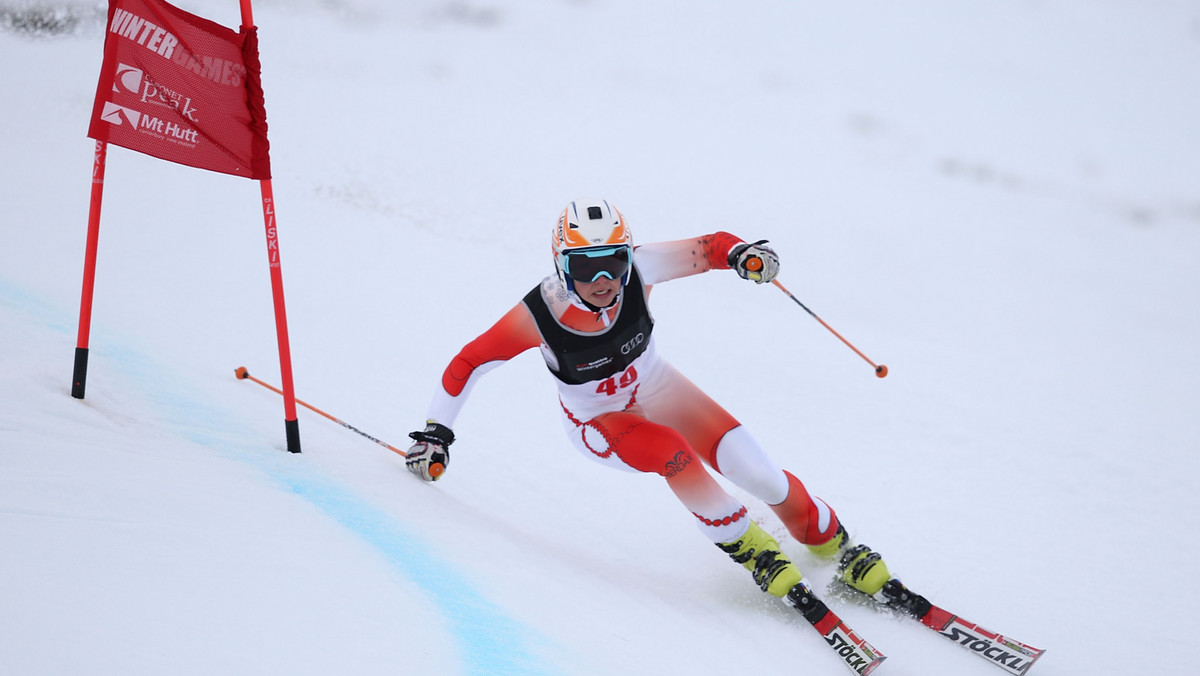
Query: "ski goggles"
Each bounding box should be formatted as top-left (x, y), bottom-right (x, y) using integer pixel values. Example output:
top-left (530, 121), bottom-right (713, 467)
top-left (562, 245), bottom-right (632, 283)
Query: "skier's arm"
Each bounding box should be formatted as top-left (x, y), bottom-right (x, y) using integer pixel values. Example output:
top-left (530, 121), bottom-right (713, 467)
top-left (635, 231), bottom-right (778, 285)
top-left (426, 302), bottom-right (542, 428)
top-left (405, 302), bottom-right (541, 481)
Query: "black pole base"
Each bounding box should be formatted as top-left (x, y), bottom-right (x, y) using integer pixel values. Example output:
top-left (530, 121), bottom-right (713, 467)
top-left (285, 417), bottom-right (301, 453)
top-left (71, 347), bottom-right (89, 399)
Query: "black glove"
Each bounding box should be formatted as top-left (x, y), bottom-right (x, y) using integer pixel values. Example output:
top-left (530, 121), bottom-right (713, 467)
top-left (728, 239), bottom-right (780, 284)
top-left (406, 421), bottom-right (455, 481)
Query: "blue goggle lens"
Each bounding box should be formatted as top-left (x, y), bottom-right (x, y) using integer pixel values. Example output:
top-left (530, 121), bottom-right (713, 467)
top-left (564, 246), bottom-right (631, 283)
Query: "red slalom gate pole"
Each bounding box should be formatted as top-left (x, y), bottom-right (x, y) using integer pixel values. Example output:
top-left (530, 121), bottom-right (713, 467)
top-left (72, 140), bottom-right (108, 399)
top-left (257, 184), bottom-right (301, 453)
top-left (771, 279), bottom-right (889, 378)
top-left (241, 0), bottom-right (300, 452)
top-left (235, 367), bottom-right (408, 458)
top-left (238, 0), bottom-right (256, 25)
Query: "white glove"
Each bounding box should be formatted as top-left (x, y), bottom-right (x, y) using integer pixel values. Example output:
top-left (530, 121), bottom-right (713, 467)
top-left (728, 239), bottom-right (780, 284)
top-left (406, 421), bottom-right (454, 481)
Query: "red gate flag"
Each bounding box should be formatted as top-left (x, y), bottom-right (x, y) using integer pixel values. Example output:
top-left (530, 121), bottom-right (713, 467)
top-left (88, 0), bottom-right (271, 179)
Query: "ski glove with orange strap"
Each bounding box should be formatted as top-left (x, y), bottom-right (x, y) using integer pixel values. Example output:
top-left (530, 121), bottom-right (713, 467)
top-left (728, 239), bottom-right (779, 284)
top-left (406, 421), bottom-right (454, 481)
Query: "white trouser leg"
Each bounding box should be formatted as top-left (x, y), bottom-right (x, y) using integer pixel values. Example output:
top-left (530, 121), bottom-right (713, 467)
top-left (713, 426), bottom-right (789, 505)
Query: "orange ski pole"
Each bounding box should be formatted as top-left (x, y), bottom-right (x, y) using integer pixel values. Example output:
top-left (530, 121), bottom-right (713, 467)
top-left (235, 366), bottom-right (408, 456)
top-left (768, 278), bottom-right (889, 378)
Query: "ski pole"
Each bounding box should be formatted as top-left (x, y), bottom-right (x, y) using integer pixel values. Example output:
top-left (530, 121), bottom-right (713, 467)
top-left (767, 279), bottom-right (889, 378)
top-left (235, 366), bottom-right (408, 456)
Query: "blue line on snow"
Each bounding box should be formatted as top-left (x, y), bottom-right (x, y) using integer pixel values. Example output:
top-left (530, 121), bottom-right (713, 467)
top-left (273, 474), bottom-right (553, 676)
top-left (3, 278), bottom-right (559, 676)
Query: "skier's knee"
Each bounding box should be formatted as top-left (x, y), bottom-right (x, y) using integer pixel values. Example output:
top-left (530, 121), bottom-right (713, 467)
top-left (590, 412), bottom-right (698, 476)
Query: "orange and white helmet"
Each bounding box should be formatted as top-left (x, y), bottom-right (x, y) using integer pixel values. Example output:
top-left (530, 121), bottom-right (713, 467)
top-left (552, 198), bottom-right (634, 294)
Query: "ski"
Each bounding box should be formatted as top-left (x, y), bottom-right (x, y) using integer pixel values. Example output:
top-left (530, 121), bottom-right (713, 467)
top-left (786, 582), bottom-right (887, 675)
top-left (874, 578), bottom-right (1046, 675)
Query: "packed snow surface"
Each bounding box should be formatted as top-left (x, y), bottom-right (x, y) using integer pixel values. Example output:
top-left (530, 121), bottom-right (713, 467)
top-left (3, 1), bottom-right (1199, 674)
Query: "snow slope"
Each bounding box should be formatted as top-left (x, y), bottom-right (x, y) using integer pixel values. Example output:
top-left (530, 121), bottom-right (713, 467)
top-left (3, 1), bottom-right (1199, 674)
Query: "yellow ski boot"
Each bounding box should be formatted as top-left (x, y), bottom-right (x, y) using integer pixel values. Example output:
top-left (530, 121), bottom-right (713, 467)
top-left (805, 524), bottom-right (848, 560)
top-left (839, 544), bottom-right (891, 596)
top-left (717, 521), bottom-right (804, 597)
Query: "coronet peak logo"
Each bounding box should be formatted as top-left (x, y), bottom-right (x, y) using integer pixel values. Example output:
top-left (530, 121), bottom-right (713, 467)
top-left (111, 62), bottom-right (199, 122)
top-left (113, 62), bottom-right (144, 95)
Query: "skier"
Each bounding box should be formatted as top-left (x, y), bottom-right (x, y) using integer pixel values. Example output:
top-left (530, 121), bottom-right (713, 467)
top-left (405, 198), bottom-right (891, 602)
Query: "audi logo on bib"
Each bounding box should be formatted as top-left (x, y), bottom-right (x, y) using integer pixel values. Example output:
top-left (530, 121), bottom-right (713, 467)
top-left (620, 332), bottom-right (645, 355)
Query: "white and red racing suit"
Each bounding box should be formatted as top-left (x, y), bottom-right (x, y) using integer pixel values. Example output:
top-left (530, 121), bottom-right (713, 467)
top-left (423, 232), bottom-right (840, 546)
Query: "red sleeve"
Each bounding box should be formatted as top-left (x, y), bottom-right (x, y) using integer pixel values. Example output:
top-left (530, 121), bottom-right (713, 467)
top-left (441, 302), bottom-right (541, 396)
top-left (699, 231), bottom-right (745, 270)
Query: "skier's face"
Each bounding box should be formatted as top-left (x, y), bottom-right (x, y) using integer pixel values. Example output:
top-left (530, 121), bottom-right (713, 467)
top-left (574, 276), bottom-right (622, 308)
